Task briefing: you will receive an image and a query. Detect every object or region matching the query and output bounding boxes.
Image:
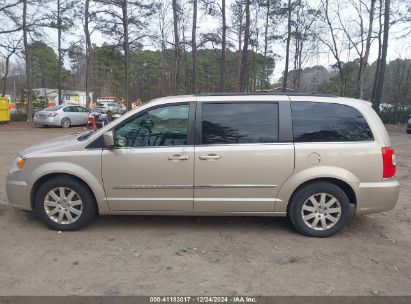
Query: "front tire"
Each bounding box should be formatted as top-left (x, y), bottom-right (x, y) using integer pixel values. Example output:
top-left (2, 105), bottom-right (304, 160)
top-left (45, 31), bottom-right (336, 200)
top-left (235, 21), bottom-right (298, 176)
top-left (288, 182), bottom-right (351, 237)
top-left (34, 176), bottom-right (97, 230)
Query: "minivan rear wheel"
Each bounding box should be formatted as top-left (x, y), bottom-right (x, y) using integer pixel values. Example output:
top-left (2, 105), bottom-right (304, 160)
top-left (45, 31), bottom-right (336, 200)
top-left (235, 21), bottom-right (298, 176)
top-left (34, 176), bottom-right (97, 230)
top-left (288, 182), bottom-right (351, 237)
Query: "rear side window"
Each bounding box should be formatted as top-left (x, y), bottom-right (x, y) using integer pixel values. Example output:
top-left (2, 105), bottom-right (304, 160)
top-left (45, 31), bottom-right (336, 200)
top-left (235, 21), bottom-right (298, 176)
top-left (63, 106), bottom-right (77, 112)
top-left (201, 103), bottom-right (279, 144)
top-left (291, 101), bottom-right (373, 142)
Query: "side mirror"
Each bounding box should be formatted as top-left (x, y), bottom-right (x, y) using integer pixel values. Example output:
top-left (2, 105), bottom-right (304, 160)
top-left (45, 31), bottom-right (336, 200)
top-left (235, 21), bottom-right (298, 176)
top-left (103, 131), bottom-right (114, 149)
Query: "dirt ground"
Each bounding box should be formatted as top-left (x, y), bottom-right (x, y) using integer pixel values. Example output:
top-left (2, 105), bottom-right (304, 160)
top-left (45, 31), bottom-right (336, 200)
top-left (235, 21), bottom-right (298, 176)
top-left (0, 122), bottom-right (410, 296)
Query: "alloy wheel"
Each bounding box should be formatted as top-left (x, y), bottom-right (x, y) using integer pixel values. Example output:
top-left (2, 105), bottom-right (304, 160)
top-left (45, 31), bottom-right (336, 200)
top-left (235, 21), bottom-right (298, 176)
top-left (301, 193), bottom-right (342, 231)
top-left (61, 118), bottom-right (70, 128)
top-left (43, 187), bottom-right (83, 224)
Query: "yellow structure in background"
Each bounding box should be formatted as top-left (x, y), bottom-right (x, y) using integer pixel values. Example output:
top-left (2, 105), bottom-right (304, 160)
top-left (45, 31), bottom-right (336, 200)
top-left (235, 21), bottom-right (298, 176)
top-left (0, 97), bottom-right (10, 122)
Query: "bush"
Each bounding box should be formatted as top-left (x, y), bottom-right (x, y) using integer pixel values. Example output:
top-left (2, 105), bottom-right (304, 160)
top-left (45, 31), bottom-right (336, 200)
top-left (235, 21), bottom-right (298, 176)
top-left (379, 104), bottom-right (411, 124)
top-left (10, 111), bottom-right (28, 122)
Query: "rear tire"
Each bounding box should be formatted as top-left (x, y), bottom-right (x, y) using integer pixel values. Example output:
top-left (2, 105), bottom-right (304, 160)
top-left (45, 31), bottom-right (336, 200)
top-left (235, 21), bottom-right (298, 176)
top-left (288, 182), bottom-right (351, 237)
top-left (34, 176), bottom-right (97, 231)
top-left (61, 118), bottom-right (71, 128)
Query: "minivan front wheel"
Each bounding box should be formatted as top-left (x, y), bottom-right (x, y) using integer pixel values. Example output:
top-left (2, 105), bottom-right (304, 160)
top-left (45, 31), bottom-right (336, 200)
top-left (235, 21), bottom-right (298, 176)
top-left (288, 182), bottom-right (351, 237)
top-left (34, 176), bottom-right (96, 230)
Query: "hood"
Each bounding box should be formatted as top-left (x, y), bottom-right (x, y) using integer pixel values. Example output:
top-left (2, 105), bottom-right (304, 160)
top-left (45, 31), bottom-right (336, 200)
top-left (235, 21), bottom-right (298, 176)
top-left (20, 132), bottom-right (87, 156)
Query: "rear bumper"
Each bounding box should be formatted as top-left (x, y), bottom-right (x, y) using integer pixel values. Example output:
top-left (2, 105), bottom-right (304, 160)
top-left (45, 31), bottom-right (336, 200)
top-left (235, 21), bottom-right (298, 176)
top-left (33, 116), bottom-right (60, 126)
top-left (354, 179), bottom-right (400, 215)
top-left (5, 173), bottom-right (31, 211)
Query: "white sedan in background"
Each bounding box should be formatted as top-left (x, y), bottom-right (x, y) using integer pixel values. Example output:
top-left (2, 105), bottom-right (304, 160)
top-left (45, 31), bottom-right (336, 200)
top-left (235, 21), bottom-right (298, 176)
top-left (34, 105), bottom-right (90, 128)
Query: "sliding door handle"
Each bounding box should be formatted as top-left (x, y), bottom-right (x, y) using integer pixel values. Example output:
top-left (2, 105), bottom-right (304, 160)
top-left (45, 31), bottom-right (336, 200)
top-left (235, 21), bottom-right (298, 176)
top-left (199, 154), bottom-right (221, 160)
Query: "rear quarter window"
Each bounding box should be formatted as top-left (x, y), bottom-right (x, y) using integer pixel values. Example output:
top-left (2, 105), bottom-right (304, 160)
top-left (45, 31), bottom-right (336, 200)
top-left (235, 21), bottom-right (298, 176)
top-left (291, 101), bottom-right (373, 142)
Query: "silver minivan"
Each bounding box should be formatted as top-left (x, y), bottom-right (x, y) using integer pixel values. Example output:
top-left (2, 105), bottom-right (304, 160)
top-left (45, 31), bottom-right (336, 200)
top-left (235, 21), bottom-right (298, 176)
top-left (6, 94), bottom-right (400, 237)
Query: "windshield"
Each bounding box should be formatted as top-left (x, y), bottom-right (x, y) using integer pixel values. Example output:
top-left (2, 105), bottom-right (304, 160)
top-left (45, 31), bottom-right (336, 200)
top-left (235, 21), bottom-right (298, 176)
top-left (44, 105), bottom-right (64, 111)
top-left (77, 131), bottom-right (95, 141)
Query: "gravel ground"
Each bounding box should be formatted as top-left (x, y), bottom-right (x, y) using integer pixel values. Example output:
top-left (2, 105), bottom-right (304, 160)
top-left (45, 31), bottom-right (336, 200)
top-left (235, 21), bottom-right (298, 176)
top-left (0, 122), bottom-right (410, 296)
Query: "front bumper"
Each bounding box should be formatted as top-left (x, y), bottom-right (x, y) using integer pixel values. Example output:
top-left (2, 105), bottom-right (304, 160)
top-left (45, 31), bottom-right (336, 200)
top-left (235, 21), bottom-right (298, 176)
top-left (6, 173), bottom-right (31, 211)
top-left (354, 179), bottom-right (400, 215)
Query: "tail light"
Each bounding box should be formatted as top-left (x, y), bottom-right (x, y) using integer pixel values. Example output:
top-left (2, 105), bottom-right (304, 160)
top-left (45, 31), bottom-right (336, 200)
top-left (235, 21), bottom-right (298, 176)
top-left (382, 147), bottom-right (396, 178)
top-left (47, 112), bottom-right (58, 117)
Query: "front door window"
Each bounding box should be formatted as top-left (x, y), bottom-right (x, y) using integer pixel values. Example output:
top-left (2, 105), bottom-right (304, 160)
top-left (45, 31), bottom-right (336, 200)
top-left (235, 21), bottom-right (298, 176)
top-left (114, 104), bottom-right (190, 148)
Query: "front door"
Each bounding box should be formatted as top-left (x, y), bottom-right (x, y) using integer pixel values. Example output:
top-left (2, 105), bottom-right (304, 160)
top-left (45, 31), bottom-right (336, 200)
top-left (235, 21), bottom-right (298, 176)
top-left (194, 101), bottom-right (294, 213)
top-left (102, 102), bottom-right (195, 211)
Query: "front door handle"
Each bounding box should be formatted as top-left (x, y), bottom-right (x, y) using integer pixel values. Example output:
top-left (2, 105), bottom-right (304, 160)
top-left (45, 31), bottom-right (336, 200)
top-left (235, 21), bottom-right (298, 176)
top-left (199, 154), bottom-right (221, 160)
top-left (168, 154), bottom-right (189, 161)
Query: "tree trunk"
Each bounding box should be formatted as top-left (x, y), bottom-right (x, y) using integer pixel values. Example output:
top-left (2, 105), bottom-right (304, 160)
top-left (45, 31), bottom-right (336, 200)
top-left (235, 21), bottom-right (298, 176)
top-left (324, 0), bottom-right (344, 95)
top-left (297, 40), bottom-right (303, 91)
top-left (373, 0), bottom-right (390, 112)
top-left (236, 2), bottom-right (243, 91)
top-left (239, 0), bottom-right (250, 92)
top-left (84, 0), bottom-right (92, 107)
top-left (292, 32), bottom-right (299, 90)
top-left (253, 45), bottom-right (257, 92)
top-left (122, 1), bottom-right (130, 110)
top-left (359, 0), bottom-right (376, 99)
top-left (182, 23), bottom-right (190, 94)
top-left (172, 0), bottom-right (180, 95)
top-left (219, 0), bottom-right (226, 92)
top-left (2, 55), bottom-right (10, 97)
top-left (252, 5), bottom-right (259, 92)
top-left (371, 0), bottom-right (383, 103)
top-left (23, 0), bottom-right (33, 121)
top-left (57, 0), bottom-right (62, 104)
top-left (283, 0), bottom-right (292, 92)
top-left (262, 0), bottom-right (270, 90)
top-left (191, 0), bottom-right (197, 93)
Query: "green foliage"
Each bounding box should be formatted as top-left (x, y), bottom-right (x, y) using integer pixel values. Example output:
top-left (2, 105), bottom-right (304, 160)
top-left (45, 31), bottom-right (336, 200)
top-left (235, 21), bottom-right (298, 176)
top-left (129, 50), bottom-right (166, 100)
top-left (27, 41), bottom-right (70, 89)
top-left (291, 59), bottom-right (411, 124)
top-left (90, 45), bottom-right (275, 101)
top-left (10, 111), bottom-right (27, 122)
top-left (379, 105), bottom-right (411, 124)
top-left (298, 59), bottom-right (411, 105)
top-left (381, 59), bottom-right (411, 104)
top-left (318, 61), bottom-right (359, 96)
top-left (91, 44), bottom-right (125, 98)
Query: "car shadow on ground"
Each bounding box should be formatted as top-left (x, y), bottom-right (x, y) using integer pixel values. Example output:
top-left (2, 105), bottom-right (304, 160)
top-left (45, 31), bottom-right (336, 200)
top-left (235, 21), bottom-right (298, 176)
top-left (10, 207), bottom-right (295, 234)
top-left (93, 214), bottom-right (294, 232)
top-left (6, 205), bottom-right (380, 238)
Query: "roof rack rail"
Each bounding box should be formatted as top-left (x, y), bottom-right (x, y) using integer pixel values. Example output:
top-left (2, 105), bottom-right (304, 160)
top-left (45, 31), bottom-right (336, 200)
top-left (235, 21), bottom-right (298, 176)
top-left (195, 92), bottom-right (338, 98)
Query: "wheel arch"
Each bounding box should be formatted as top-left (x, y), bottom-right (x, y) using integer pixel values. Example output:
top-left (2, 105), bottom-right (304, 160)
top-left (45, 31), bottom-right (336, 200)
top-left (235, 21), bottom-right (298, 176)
top-left (31, 173), bottom-right (99, 213)
top-left (285, 177), bottom-right (357, 215)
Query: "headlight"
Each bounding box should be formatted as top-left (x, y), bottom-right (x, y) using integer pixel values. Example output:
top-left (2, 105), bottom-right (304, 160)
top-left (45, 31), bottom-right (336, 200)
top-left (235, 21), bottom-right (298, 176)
top-left (10, 156), bottom-right (26, 173)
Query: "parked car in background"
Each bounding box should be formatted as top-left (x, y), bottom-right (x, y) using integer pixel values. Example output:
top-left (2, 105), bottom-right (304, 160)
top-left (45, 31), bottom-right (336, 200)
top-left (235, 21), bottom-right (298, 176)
top-left (407, 115), bottom-right (411, 134)
top-left (8, 94), bottom-right (399, 237)
top-left (95, 101), bottom-right (123, 114)
top-left (33, 105), bottom-right (90, 128)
